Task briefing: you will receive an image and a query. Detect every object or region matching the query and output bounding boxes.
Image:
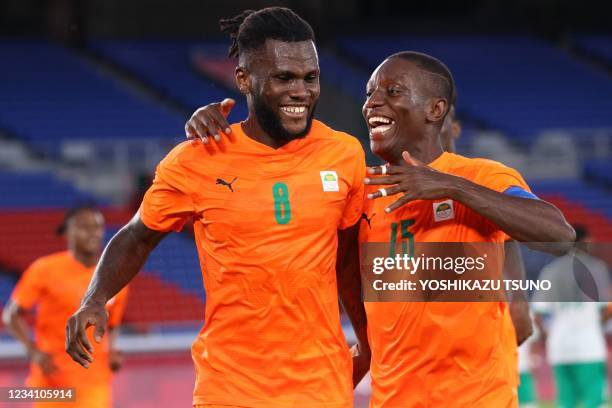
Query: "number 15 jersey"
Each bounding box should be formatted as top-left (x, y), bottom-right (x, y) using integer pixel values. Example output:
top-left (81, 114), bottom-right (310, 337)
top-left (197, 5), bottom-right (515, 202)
top-left (140, 120), bottom-right (365, 408)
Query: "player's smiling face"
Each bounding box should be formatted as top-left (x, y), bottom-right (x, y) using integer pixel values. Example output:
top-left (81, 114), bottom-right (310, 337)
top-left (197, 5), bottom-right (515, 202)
top-left (246, 39), bottom-right (320, 142)
top-left (362, 57), bottom-right (429, 162)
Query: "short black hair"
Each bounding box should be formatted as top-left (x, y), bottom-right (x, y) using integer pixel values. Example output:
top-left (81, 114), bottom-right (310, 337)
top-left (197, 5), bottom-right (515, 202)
top-left (219, 7), bottom-right (315, 58)
top-left (56, 204), bottom-right (100, 235)
top-left (388, 51), bottom-right (455, 110)
top-left (573, 224), bottom-right (589, 242)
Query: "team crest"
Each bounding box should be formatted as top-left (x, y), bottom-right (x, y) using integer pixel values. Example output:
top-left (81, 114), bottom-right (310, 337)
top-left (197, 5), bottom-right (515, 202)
top-left (433, 200), bottom-right (454, 222)
top-left (320, 171), bottom-right (339, 192)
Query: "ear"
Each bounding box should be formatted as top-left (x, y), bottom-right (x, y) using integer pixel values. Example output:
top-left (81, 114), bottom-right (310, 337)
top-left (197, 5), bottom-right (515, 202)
top-left (235, 66), bottom-right (251, 95)
top-left (426, 98), bottom-right (448, 123)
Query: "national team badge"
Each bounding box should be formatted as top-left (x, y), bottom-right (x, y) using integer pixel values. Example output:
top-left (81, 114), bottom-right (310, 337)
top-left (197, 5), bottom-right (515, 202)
top-left (320, 171), bottom-right (339, 192)
top-left (433, 199), bottom-right (454, 222)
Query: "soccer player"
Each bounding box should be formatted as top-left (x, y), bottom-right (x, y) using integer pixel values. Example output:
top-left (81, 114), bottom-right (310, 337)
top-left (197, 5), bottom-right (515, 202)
top-left (184, 50), bottom-right (573, 406)
top-left (2, 205), bottom-right (128, 408)
top-left (533, 225), bottom-right (609, 408)
top-left (360, 51), bottom-right (575, 407)
top-left (65, 8), bottom-right (369, 408)
top-left (517, 313), bottom-right (539, 408)
top-left (440, 101), bottom-right (534, 346)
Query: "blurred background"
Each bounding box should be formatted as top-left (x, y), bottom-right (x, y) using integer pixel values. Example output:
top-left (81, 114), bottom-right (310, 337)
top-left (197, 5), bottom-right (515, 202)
top-left (0, 0), bottom-right (611, 407)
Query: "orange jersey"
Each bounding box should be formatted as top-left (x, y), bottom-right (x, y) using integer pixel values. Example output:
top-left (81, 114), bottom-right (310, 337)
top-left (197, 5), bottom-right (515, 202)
top-left (10, 250), bottom-right (128, 407)
top-left (359, 152), bottom-right (531, 408)
top-left (140, 120), bottom-right (365, 408)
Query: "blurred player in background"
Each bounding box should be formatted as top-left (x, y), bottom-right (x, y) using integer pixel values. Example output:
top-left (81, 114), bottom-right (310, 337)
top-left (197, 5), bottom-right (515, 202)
top-left (533, 224), bottom-right (610, 408)
top-left (66, 7), bottom-right (369, 408)
top-left (360, 51), bottom-right (574, 407)
top-left (2, 205), bottom-right (128, 408)
top-left (517, 312), bottom-right (540, 408)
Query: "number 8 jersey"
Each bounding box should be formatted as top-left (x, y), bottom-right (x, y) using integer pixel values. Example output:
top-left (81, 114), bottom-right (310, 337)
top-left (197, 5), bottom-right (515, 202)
top-left (140, 120), bottom-right (365, 408)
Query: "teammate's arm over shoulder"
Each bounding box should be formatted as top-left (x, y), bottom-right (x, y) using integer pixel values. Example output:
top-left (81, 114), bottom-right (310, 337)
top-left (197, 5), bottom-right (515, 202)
top-left (185, 98), bottom-right (235, 145)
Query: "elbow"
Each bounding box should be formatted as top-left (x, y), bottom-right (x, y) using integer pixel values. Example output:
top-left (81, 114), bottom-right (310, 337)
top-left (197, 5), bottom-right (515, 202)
top-left (545, 217), bottom-right (575, 255)
top-left (543, 203), bottom-right (575, 244)
top-left (560, 221), bottom-right (576, 244)
top-left (550, 205), bottom-right (575, 245)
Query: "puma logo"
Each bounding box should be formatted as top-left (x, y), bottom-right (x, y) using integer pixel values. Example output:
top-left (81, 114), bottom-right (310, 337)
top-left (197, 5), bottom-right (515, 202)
top-left (361, 212), bottom-right (375, 229)
top-left (216, 177), bottom-right (238, 192)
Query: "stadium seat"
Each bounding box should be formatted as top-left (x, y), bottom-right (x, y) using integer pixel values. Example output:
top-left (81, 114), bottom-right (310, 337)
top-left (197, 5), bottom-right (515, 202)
top-left (572, 34), bottom-right (612, 65)
top-left (0, 39), bottom-right (184, 155)
top-left (335, 35), bottom-right (612, 143)
top-left (88, 40), bottom-right (247, 122)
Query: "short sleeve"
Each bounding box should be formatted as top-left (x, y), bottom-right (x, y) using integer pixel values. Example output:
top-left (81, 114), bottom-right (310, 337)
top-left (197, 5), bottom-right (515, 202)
top-left (10, 260), bottom-right (47, 310)
top-left (106, 286), bottom-right (129, 329)
top-left (478, 163), bottom-right (532, 194)
top-left (339, 140), bottom-right (366, 230)
top-left (140, 146), bottom-right (195, 232)
top-left (477, 162), bottom-right (536, 240)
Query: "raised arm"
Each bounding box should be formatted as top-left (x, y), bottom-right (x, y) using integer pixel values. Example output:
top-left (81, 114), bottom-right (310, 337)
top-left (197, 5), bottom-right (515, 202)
top-left (65, 214), bottom-right (167, 367)
top-left (336, 222), bottom-right (370, 387)
top-left (366, 152), bottom-right (575, 251)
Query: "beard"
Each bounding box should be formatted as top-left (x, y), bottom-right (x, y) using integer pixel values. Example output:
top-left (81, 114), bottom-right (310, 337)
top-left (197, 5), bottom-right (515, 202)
top-left (252, 95), bottom-right (317, 143)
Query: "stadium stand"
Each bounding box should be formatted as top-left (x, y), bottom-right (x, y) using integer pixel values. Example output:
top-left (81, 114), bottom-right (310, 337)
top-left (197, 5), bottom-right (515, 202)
top-left (533, 180), bottom-right (612, 243)
top-left (0, 273), bottom-right (18, 310)
top-left (0, 34), bottom-right (610, 347)
top-left (571, 34), bottom-right (612, 65)
top-left (88, 40), bottom-right (247, 121)
top-left (0, 170), bottom-right (107, 209)
top-left (335, 35), bottom-right (612, 143)
top-left (0, 39), bottom-right (184, 155)
top-left (584, 159), bottom-right (612, 189)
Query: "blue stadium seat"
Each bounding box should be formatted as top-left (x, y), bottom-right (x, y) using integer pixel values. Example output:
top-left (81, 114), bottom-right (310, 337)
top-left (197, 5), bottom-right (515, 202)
top-left (572, 34), bottom-right (612, 65)
top-left (0, 273), bottom-right (18, 307)
top-left (584, 159), bottom-right (612, 189)
top-left (0, 39), bottom-right (184, 155)
top-left (104, 228), bottom-right (203, 297)
top-left (89, 40), bottom-right (247, 122)
top-left (530, 180), bottom-right (612, 219)
top-left (0, 171), bottom-right (107, 209)
top-left (335, 35), bottom-right (612, 143)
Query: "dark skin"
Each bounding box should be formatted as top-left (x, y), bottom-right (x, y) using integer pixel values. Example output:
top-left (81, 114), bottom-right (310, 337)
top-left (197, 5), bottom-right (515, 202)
top-left (362, 57), bottom-right (575, 246)
top-left (68, 40), bottom-right (370, 386)
top-left (187, 39), bottom-right (320, 149)
top-left (186, 56), bottom-right (566, 352)
top-left (66, 215), bottom-right (164, 368)
top-left (440, 104), bottom-right (532, 345)
top-left (504, 241), bottom-right (533, 345)
top-left (3, 210), bottom-right (123, 374)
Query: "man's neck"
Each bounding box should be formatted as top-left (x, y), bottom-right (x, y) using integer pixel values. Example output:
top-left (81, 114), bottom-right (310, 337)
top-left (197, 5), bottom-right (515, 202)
top-left (388, 134), bottom-right (445, 166)
top-left (69, 248), bottom-right (99, 268)
top-left (242, 115), bottom-right (289, 149)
